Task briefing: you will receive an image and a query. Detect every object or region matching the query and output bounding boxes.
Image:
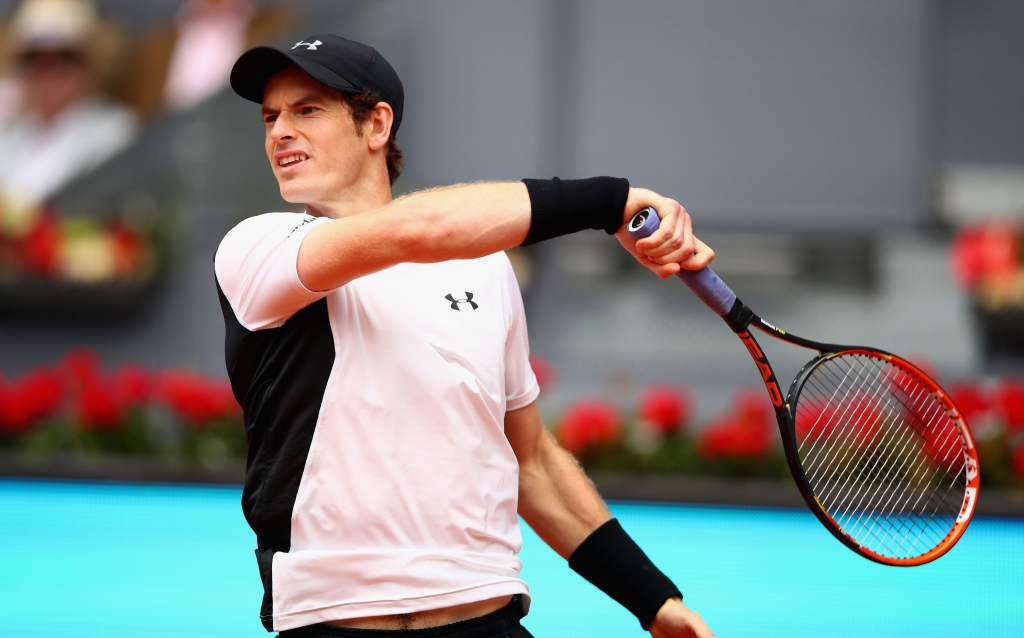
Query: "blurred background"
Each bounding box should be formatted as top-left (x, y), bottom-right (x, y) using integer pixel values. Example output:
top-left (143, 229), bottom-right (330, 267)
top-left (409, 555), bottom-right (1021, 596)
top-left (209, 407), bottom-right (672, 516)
top-left (2, 0), bottom-right (1023, 485)
top-left (0, 1), bottom-right (1022, 635)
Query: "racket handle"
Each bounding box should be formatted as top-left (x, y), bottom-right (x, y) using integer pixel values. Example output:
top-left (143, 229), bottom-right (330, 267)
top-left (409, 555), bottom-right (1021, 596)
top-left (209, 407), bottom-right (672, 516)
top-left (627, 207), bottom-right (737, 316)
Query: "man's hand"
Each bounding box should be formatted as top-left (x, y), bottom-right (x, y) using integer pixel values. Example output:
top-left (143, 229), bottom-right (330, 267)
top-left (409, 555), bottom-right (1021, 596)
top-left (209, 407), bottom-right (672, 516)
top-left (648, 598), bottom-right (715, 638)
top-left (615, 187), bottom-right (714, 279)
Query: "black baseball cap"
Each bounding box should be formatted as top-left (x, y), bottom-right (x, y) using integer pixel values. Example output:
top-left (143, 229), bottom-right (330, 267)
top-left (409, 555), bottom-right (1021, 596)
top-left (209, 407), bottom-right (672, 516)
top-left (230, 33), bottom-right (404, 133)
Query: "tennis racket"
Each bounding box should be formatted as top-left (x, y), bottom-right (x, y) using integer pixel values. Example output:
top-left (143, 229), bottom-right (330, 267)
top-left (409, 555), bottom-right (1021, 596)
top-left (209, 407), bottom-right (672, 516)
top-left (628, 207), bottom-right (979, 565)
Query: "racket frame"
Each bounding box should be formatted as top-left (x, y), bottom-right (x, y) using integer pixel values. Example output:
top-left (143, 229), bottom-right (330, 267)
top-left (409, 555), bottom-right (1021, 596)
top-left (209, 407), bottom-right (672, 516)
top-left (720, 298), bottom-right (981, 566)
top-left (625, 205), bottom-right (978, 564)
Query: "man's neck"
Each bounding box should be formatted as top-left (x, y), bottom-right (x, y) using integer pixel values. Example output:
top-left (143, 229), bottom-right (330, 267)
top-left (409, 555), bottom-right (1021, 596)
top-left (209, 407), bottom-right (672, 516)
top-left (304, 176), bottom-right (393, 220)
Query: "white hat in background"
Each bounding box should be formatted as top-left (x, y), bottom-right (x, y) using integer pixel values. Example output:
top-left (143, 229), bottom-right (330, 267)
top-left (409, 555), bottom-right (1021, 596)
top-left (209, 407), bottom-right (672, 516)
top-left (12, 0), bottom-right (100, 52)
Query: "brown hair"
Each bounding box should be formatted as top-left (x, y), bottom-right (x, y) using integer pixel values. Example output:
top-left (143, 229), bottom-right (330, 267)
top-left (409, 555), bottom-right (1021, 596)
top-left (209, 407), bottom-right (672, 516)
top-left (337, 88), bottom-right (404, 185)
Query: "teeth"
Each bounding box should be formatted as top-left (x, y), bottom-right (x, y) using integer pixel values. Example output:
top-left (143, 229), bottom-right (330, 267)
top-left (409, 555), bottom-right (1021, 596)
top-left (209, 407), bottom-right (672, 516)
top-left (279, 154), bottom-right (308, 167)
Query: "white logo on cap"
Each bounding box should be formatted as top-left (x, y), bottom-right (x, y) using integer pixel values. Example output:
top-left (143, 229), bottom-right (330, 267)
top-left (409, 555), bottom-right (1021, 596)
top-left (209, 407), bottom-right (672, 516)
top-left (292, 40), bottom-right (322, 51)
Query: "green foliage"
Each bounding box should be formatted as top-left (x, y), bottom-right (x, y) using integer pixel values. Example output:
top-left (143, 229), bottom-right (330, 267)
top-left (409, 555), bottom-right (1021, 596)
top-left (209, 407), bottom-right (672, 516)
top-left (579, 431), bottom-right (790, 479)
top-left (977, 432), bottom-right (1024, 490)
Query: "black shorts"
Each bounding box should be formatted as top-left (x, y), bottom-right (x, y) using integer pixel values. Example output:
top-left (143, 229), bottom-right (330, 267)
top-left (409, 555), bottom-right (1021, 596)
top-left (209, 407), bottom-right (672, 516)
top-left (278, 596), bottom-right (535, 638)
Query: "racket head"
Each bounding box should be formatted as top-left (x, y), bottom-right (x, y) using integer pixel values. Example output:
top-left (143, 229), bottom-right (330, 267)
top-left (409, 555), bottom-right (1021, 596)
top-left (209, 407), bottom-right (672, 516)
top-left (782, 349), bottom-right (980, 566)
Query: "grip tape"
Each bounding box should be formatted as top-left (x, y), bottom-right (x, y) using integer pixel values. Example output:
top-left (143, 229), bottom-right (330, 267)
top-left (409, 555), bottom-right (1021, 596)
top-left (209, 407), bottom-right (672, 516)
top-left (627, 207), bottom-right (737, 316)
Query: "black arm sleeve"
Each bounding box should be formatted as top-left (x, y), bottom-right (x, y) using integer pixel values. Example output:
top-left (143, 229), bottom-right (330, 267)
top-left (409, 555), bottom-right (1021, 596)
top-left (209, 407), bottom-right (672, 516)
top-left (521, 176), bottom-right (630, 245)
top-left (568, 518), bottom-right (682, 630)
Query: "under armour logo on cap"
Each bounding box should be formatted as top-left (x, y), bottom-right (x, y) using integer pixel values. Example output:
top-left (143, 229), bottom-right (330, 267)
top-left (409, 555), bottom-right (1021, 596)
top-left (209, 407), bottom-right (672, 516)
top-left (291, 40), bottom-right (322, 50)
top-left (445, 292), bottom-right (478, 310)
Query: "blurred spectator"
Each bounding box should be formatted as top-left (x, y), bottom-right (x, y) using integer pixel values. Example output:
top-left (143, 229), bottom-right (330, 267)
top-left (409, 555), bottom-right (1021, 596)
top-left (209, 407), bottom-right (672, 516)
top-left (118, 0), bottom-right (293, 117)
top-left (0, 0), bottom-right (138, 228)
top-left (0, 16), bottom-right (21, 123)
top-left (0, 76), bottom-right (22, 124)
top-left (163, 0), bottom-right (256, 112)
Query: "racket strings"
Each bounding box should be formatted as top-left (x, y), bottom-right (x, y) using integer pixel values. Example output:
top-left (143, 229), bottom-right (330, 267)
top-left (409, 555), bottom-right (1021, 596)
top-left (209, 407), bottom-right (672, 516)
top-left (801, 359), bottom-right (900, 482)
top-left (816, 365), bottom-right (952, 521)
top-left (803, 359), bottom-right (941, 501)
top-left (807, 360), bottom-right (962, 556)
top-left (807, 409), bottom-right (950, 556)
top-left (793, 353), bottom-right (967, 560)
top-left (805, 362), bottom-right (935, 515)
top-left (802, 362), bottom-right (949, 555)
top-left (808, 362), bottom-right (963, 557)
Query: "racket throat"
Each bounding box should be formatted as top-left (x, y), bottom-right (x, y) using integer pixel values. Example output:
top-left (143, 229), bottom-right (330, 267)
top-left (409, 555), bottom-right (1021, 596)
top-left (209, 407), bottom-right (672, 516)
top-left (723, 298), bottom-right (754, 333)
top-left (727, 299), bottom-right (844, 354)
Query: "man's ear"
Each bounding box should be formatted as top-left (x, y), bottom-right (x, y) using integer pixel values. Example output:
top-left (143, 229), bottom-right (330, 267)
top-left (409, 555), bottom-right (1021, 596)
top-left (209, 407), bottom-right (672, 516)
top-left (366, 102), bottom-right (394, 152)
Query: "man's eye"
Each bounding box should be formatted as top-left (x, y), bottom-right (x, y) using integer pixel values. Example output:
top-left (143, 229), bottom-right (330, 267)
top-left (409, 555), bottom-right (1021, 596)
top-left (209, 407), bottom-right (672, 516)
top-left (264, 115), bottom-right (277, 124)
top-left (301, 106), bottom-right (318, 115)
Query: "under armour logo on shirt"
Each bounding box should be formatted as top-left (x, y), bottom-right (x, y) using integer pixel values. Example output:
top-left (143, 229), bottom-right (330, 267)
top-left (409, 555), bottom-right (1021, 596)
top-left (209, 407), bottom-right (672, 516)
top-left (292, 40), bottom-right (323, 50)
top-left (445, 292), bottom-right (478, 310)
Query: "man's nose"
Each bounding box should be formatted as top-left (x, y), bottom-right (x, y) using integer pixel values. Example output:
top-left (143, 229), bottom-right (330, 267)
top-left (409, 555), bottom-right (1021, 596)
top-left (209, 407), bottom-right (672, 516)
top-left (271, 114), bottom-right (296, 142)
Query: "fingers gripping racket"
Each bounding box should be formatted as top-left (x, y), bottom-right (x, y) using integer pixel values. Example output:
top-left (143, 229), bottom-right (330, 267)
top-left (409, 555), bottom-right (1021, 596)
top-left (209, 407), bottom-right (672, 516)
top-left (629, 208), bottom-right (979, 565)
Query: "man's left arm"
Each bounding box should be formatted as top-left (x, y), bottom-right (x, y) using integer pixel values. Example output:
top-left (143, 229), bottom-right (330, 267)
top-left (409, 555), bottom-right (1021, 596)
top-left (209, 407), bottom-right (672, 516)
top-left (505, 402), bottom-right (715, 638)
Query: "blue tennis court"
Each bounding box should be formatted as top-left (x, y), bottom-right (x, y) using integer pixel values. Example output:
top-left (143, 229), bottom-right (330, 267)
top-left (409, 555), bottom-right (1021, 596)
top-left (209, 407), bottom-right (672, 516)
top-left (1, 479), bottom-right (1020, 637)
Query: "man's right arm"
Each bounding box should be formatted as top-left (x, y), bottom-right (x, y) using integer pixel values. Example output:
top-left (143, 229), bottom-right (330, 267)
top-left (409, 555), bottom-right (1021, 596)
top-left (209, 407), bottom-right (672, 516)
top-left (296, 181), bottom-right (714, 292)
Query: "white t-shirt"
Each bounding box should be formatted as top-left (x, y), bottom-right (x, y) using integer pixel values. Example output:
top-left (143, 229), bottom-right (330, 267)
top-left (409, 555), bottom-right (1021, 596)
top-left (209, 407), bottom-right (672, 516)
top-left (215, 212), bottom-right (539, 631)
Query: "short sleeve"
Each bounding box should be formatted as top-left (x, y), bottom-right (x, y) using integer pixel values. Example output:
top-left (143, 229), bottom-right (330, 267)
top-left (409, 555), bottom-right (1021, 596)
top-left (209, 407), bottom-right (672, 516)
top-left (503, 256), bottom-right (540, 410)
top-left (215, 213), bottom-right (332, 331)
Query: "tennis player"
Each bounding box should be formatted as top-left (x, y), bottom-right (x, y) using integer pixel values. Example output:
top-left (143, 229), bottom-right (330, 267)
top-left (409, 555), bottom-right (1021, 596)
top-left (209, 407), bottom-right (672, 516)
top-left (215, 34), bottom-right (716, 638)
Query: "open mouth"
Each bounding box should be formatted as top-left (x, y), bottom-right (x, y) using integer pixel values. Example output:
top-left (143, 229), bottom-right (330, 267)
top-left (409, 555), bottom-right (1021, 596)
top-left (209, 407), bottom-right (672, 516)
top-left (278, 153), bottom-right (309, 168)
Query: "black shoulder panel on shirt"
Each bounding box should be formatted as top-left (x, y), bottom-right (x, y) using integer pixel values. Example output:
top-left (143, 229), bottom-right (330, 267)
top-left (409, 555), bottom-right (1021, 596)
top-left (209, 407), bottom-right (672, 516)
top-left (215, 280), bottom-right (335, 554)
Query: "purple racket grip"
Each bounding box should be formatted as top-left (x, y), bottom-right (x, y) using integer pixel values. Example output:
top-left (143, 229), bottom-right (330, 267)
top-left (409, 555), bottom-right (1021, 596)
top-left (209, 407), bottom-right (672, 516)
top-left (627, 207), bottom-right (737, 316)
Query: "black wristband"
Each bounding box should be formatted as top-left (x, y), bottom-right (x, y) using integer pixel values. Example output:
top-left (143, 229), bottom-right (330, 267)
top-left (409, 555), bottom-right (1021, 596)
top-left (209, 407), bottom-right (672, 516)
top-left (521, 176), bottom-right (630, 245)
top-left (568, 518), bottom-right (682, 630)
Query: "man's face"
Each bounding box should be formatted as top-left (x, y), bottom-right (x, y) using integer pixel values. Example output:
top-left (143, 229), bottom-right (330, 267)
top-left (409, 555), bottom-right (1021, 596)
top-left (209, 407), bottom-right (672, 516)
top-left (262, 66), bottom-right (369, 207)
top-left (19, 49), bottom-right (93, 121)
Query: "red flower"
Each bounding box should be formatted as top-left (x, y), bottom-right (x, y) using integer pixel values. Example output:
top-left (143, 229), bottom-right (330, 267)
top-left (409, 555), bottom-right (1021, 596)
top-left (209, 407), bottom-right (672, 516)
top-left (949, 382), bottom-right (991, 427)
top-left (556, 398), bottom-right (622, 454)
top-left (158, 370), bottom-right (240, 427)
top-left (2, 352), bottom-right (245, 434)
top-left (19, 368), bottom-right (62, 419)
top-left (529, 355), bottom-right (555, 393)
top-left (110, 365), bottom-right (151, 407)
top-left (19, 211), bottom-right (61, 276)
top-left (734, 389), bottom-right (772, 428)
top-left (1012, 445), bottom-right (1024, 478)
top-left (696, 417), bottom-right (738, 459)
top-left (917, 420), bottom-right (965, 468)
top-left (0, 376), bottom-right (31, 433)
top-left (106, 220), bottom-right (145, 276)
top-left (697, 417), bottom-right (772, 460)
top-left (794, 400), bottom-right (832, 442)
top-left (794, 391), bottom-right (882, 448)
top-left (637, 384), bottom-right (691, 434)
top-left (208, 380), bottom-right (240, 420)
top-left (696, 389), bottom-right (774, 460)
top-left (950, 221), bottom-right (1019, 291)
top-left (76, 380), bottom-right (124, 430)
top-left (0, 367), bottom-right (62, 433)
top-left (57, 349), bottom-right (127, 430)
top-left (995, 379), bottom-right (1024, 433)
